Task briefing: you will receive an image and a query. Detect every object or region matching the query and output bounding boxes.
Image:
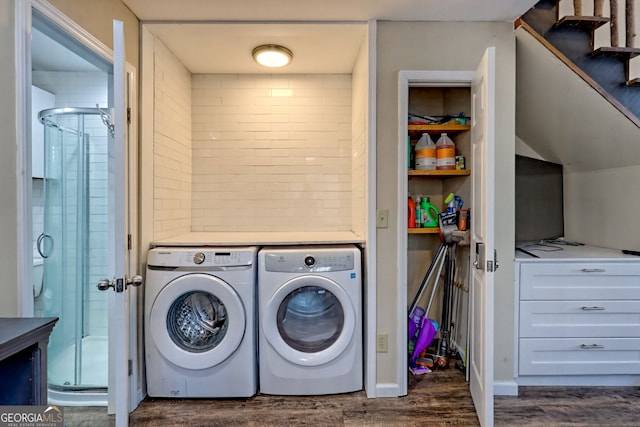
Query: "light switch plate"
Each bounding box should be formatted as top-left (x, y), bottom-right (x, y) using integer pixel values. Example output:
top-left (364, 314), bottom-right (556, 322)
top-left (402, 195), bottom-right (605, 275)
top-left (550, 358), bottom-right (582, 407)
top-left (376, 333), bottom-right (388, 352)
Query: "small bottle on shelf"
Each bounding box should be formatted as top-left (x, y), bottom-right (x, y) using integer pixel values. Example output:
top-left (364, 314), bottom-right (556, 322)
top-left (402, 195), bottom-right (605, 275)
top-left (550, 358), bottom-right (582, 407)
top-left (408, 196), bottom-right (416, 228)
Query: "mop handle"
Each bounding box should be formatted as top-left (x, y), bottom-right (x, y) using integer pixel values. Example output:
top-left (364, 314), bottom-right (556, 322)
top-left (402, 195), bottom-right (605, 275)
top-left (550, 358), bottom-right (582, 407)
top-left (408, 243), bottom-right (447, 316)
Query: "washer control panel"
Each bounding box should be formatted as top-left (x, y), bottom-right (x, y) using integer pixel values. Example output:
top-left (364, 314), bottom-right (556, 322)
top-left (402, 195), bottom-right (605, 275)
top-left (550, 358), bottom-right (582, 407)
top-left (147, 247), bottom-right (257, 268)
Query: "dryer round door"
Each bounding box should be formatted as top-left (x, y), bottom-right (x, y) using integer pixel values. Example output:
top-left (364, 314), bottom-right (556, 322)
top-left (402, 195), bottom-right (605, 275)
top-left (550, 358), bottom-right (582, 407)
top-left (262, 275), bottom-right (355, 367)
top-left (150, 273), bottom-right (246, 370)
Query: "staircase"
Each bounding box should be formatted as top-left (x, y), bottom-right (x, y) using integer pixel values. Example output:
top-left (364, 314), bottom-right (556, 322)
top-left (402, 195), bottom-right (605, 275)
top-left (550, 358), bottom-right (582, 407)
top-left (518, 0), bottom-right (640, 122)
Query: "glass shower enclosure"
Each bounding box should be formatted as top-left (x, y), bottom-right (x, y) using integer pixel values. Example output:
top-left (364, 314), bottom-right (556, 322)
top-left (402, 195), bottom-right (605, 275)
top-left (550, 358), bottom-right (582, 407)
top-left (36, 107), bottom-right (112, 403)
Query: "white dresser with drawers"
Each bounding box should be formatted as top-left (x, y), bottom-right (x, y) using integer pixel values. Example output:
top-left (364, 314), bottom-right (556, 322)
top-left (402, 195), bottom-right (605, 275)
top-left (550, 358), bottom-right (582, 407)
top-left (515, 244), bottom-right (640, 386)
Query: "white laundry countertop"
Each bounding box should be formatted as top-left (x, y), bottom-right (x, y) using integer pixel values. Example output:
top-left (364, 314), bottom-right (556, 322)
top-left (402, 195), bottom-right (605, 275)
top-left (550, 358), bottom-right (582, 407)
top-left (515, 243), bottom-right (638, 262)
top-left (151, 231), bottom-right (365, 247)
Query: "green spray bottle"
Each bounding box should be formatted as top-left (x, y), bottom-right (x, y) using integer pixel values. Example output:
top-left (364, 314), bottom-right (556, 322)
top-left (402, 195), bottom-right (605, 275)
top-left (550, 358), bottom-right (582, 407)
top-left (420, 197), bottom-right (439, 228)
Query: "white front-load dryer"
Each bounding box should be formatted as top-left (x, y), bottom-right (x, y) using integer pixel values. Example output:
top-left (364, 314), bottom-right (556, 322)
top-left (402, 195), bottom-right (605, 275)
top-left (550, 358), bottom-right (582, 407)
top-left (258, 245), bottom-right (362, 395)
top-left (145, 247), bottom-right (257, 398)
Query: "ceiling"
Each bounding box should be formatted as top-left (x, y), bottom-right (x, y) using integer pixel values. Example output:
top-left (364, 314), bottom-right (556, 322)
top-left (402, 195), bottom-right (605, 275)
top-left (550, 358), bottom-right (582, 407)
top-left (32, 28), bottom-right (99, 72)
top-left (32, 0), bottom-right (538, 74)
top-left (126, 0), bottom-right (538, 74)
top-left (143, 23), bottom-right (368, 74)
top-left (122, 0), bottom-right (536, 22)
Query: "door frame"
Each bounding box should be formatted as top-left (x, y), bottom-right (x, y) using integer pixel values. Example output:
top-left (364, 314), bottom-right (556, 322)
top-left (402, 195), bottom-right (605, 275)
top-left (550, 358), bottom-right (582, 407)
top-left (397, 70), bottom-right (476, 395)
top-left (15, 0), bottom-right (142, 410)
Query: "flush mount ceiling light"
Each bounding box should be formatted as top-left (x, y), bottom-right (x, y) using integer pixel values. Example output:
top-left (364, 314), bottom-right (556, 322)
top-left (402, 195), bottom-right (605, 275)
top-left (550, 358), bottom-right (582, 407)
top-left (252, 44), bottom-right (293, 68)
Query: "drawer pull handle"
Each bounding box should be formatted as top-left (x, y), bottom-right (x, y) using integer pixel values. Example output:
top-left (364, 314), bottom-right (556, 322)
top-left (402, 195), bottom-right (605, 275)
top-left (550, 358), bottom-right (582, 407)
top-left (580, 344), bottom-right (605, 350)
top-left (580, 268), bottom-right (605, 273)
top-left (581, 306), bottom-right (605, 311)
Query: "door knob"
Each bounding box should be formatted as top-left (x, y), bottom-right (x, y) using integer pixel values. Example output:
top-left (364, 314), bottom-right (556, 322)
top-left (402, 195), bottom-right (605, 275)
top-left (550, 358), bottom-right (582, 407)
top-left (97, 275), bottom-right (142, 292)
top-left (97, 279), bottom-right (113, 291)
top-left (126, 275), bottom-right (143, 288)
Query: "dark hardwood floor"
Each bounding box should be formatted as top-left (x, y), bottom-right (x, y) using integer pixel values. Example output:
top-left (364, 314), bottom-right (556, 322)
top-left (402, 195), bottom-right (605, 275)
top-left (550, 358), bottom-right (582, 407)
top-left (63, 368), bottom-right (640, 426)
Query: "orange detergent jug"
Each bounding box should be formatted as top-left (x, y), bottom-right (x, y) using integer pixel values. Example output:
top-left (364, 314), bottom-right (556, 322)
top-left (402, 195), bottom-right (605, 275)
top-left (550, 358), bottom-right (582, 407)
top-left (435, 133), bottom-right (456, 170)
top-left (414, 133), bottom-right (436, 170)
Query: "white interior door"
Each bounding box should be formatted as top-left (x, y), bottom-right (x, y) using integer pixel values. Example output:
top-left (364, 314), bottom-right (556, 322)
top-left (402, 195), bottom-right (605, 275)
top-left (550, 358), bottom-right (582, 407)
top-left (106, 19), bottom-right (129, 427)
top-left (469, 47), bottom-right (496, 427)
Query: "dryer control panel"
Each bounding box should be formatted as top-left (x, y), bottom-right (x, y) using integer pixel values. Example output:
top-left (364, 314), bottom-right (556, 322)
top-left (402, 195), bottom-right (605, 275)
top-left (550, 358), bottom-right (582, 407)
top-left (263, 247), bottom-right (357, 273)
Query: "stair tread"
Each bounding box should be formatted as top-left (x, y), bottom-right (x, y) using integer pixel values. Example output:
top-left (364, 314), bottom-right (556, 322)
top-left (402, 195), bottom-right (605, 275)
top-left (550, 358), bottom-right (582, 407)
top-left (592, 47), bottom-right (640, 60)
top-left (555, 15), bottom-right (610, 32)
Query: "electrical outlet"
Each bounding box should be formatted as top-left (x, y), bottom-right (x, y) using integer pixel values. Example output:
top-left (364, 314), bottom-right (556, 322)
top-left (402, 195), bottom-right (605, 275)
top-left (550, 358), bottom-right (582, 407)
top-left (376, 209), bottom-right (389, 228)
top-left (376, 333), bottom-right (388, 352)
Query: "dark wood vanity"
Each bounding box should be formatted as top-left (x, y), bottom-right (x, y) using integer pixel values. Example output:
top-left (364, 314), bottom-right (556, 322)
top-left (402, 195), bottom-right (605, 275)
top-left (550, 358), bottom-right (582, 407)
top-left (0, 317), bottom-right (57, 405)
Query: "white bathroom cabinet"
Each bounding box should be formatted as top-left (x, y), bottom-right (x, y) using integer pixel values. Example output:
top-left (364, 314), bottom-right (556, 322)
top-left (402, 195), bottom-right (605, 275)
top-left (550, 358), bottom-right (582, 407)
top-left (515, 245), bottom-right (640, 386)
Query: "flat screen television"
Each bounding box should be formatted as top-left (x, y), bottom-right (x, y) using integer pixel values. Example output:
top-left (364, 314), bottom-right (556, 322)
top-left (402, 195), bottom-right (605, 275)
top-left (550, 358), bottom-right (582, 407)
top-left (515, 155), bottom-right (564, 246)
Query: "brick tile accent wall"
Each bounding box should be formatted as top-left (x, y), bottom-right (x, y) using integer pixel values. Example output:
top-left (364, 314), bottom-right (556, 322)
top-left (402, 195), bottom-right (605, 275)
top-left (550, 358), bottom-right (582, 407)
top-left (153, 39), bottom-right (192, 239)
top-left (191, 74), bottom-right (354, 232)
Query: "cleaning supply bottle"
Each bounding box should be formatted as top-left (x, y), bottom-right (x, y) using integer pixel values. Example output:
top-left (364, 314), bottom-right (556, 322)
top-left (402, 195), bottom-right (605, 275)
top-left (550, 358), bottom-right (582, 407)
top-left (445, 193), bottom-right (455, 213)
top-left (414, 133), bottom-right (436, 170)
top-left (414, 196), bottom-right (422, 228)
top-left (435, 133), bottom-right (456, 170)
top-left (408, 196), bottom-right (416, 228)
top-left (420, 197), bottom-right (439, 228)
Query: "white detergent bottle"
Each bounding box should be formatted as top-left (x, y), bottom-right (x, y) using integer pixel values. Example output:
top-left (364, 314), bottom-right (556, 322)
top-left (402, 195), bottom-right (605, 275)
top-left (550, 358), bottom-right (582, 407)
top-left (435, 133), bottom-right (456, 170)
top-left (414, 133), bottom-right (436, 170)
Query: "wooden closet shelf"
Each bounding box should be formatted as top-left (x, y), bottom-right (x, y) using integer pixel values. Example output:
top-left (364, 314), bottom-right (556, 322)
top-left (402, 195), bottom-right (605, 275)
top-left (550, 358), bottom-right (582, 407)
top-left (408, 123), bottom-right (470, 138)
top-left (408, 170), bottom-right (471, 178)
top-left (408, 228), bottom-right (439, 234)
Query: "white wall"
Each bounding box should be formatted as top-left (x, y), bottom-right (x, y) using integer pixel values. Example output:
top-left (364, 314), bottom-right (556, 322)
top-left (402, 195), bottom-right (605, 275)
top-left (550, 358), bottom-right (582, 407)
top-left (190, 74), bottom-right (353, 232)
top-left (0, 0), bottom-right (19, 317)
top-left (564, 165), bottom-right (640, 249)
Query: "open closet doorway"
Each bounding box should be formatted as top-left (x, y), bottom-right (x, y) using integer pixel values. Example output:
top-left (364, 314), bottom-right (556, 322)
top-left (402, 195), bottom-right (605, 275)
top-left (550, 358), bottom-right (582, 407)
top-left (398, 47), bottom-right (496, 427)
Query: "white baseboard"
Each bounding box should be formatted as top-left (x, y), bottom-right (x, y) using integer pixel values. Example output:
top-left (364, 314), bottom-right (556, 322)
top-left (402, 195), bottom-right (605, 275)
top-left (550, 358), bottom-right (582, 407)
top-left (517, 375), bottom-right (640, 387)
top-left (494, 380), bottom-right (518, 396)
top-left (375, 383), bottom-right (401, 398)
top-left (374, 380), bottom-right (519, 398)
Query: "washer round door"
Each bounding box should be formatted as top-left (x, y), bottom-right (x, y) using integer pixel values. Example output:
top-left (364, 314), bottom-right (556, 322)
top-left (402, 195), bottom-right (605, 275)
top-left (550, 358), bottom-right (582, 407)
top-left (150, 273), bottom-right (246, 370)
top-left (262, 275), bottom-right (355, 367)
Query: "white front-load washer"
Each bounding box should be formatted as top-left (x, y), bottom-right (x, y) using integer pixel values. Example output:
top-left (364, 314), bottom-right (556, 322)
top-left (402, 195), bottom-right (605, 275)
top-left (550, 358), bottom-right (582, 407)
top-left (145, 246), bottom-right (257, 398)
top-left (258, 245), bottom-right (362, 395)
